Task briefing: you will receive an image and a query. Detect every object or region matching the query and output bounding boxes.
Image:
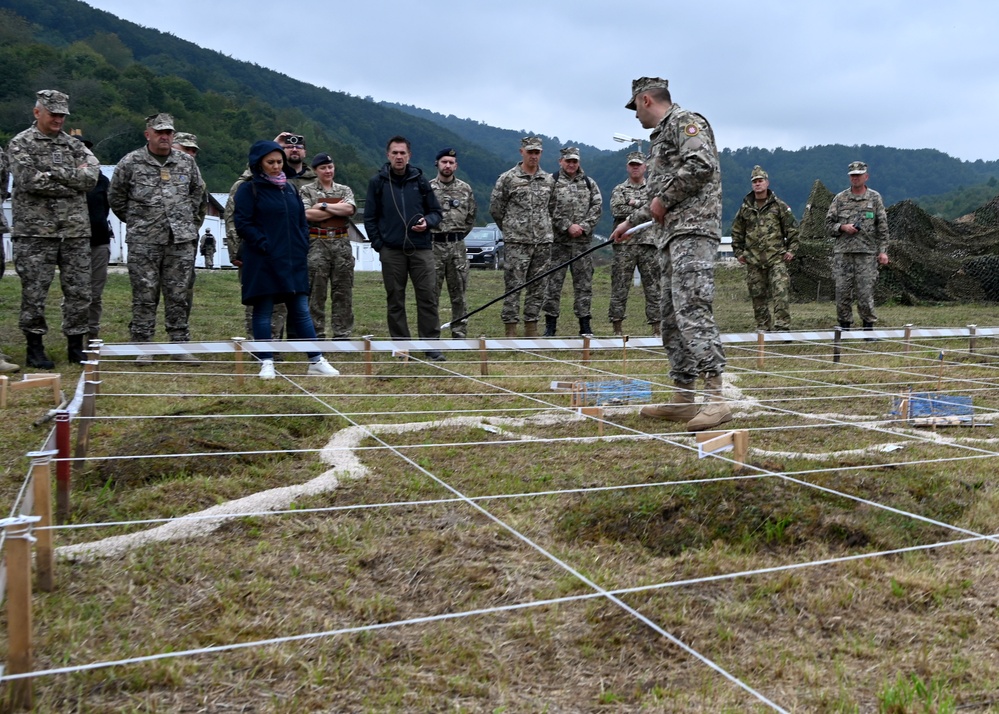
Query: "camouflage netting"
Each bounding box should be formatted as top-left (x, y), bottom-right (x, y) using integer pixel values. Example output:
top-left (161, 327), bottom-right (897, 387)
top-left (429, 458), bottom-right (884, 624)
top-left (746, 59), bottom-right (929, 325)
top-left (789, 182), bottom-right (999, 304)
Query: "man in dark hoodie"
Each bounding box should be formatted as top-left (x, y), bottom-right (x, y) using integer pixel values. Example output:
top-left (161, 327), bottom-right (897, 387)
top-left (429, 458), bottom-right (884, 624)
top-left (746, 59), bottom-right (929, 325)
top-left (363, 136), bottom-right (445, 361)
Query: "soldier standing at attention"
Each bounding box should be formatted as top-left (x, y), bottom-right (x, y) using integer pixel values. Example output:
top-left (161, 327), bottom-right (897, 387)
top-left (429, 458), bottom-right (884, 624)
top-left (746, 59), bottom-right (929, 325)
top-left (542, 147), bottom-right (602, 337)
top-left (301, 152), bottom-right (357, 339)
top-left (730, 165), bottom-right (799, 333)
top-left (489, 136), bottom-right (554, 337)
top-left (7, 89), bottom-right (100, 367)
top-left (608, 151), bottom-right (660, 337)
top-left (199, 229), bottom-right (216, 269)
top-left (429, 148), bottom-right (476, 338)
top-left (109, 112), bottom-right (205, 365)
top-left (610, 76), bottom-right (730, 432)
top-left (172, 132), bottom-right (208, 324)
top-left (825, 161), bottom-right (889, 333)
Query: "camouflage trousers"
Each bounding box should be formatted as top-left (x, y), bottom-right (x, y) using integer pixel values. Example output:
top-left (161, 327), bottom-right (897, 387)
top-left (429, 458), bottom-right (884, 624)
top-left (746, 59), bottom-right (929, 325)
top-left (13, 235), bottom-right (91, 336)
top-left (659, 235), bottom-right (726, 383)
top-left (185, 239), bottom-right (198, 323)
top-left (89, 244), bottom-right (110, 336)
top-left (833, 252), bottom-right (878, 325)
top-left (203, 249), bottom-right (216, 269)
top-left (433, 240), bottom-right (469, 337)
top-left (501, 242), bottom-right (551, 324)
top-left (126, 241), bottom-right (195, 342)
top-left (745, 260), bottom-right (791, 331)
top-left (308, 237), bottom-right (355, 339)
top-left (543, 240), bottom-right (593, 319)
top-left (608, 242), bottom-right (661, 325)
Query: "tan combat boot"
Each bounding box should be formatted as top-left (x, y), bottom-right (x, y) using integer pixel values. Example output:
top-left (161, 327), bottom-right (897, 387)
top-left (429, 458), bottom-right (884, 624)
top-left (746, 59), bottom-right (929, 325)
top-left (612, 320), bottom-right (623, 336)
top-left (524, 321), bottom-right (539, 337)
top-left (504, 323), bottom-right (518, 338)
top-left (640, 381), bottom-right (699, 422)
top-left (686, 374), bottom-right (733, 432)
top-left (0, 353), bottom-right (20, 373)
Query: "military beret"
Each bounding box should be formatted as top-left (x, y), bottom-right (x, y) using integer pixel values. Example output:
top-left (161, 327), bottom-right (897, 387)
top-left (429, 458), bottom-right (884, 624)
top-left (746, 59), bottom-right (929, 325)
top-left (750, 165), bottom-right (768, 181)
top-left (626, 77), bottom-right (669, 110)
top-left (311, 152), bottom-right (334, 168)
top-left (626, 151), bottom-right (645, 165)
top-left (521, 136), bottom-right (542, 151)
top-left (173, 132), bottom-right (200, 149)
top-left (36, 89), bottom-right (71, 115)
top-left (848, 161), bottom-right (868, 175)
top-left (435, 147), bottom-right (457, 162)
top-left (146, 112), bottom-right (175, 131)
top-left (560, 146), bottom-right (580, 161)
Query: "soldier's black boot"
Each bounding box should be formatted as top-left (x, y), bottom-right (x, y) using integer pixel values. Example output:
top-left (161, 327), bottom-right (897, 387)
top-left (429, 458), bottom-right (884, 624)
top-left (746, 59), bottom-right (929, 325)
top-left (863, 321), bottom-right (877, 342)
top-left (543, 315), bottom-right (558, 337)
top-left (67, 334), bottom-right (87, 364)
top-left (24, 331), bottom-right (54, 369)
top-left (838, 321), bottom-right (852, 330)
top-left (578, 317), bottom-right (592, 336)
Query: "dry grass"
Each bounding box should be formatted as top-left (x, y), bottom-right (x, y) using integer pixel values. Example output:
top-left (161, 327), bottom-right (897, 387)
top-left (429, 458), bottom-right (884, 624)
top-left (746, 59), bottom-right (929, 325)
top-left (3, 267), bottom-right (999, 711)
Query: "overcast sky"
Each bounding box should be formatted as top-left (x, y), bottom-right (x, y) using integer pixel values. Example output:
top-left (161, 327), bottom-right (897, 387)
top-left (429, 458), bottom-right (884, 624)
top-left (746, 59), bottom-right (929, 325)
top-left (82, 0), bottom-right (999, 163)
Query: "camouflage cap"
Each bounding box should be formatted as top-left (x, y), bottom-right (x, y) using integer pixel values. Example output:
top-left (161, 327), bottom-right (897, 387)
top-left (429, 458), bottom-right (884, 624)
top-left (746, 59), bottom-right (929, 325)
top-left (848, 160), bottom-right (868, 175)
top-left (626, 151), bottom-right (646, 165)
top-left (521, 136), bottom-right (542, 151)
top-left (145, 112), bottom-right (175, 131)
top-left (173, 132), bottom-right (200, 149)
top-left (560, 146), bottom-right (580, 161)
top-left (625, 77), bottom-right (668, 110)
top-left (751, 165), bottom-right (768, 181)
top-left (36, 89), bottom-right (70, 115)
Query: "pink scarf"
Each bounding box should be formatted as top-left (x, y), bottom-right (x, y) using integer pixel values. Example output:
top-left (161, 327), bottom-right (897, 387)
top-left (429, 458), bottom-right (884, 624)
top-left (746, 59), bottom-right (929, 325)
top-left (265, 172), bottom-right (287, 188)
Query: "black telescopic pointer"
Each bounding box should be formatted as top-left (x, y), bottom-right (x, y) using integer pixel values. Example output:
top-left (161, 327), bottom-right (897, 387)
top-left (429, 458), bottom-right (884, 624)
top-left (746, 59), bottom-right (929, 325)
top-left (441, 220), bottom-right (655, 329)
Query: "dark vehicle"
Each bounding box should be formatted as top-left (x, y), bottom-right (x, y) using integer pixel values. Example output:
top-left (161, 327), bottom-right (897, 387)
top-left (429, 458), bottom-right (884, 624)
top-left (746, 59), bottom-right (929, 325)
top-left (465, 224), bottom-right (504, 270)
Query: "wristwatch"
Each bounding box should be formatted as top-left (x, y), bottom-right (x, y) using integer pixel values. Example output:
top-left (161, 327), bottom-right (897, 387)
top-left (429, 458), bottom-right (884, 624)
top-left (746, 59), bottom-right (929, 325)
top-left (321, 202), bottom-right (328, 210)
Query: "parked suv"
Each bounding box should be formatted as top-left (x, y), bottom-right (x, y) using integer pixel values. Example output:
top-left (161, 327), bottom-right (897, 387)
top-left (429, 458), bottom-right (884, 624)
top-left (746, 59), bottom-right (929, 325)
top-left (465, 224), bottom-right (504, 270)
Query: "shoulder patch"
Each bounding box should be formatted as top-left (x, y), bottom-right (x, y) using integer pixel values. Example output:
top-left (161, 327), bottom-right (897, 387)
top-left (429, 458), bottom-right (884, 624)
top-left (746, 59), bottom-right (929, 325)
top-left (684, 123), bottom-right (700, 137)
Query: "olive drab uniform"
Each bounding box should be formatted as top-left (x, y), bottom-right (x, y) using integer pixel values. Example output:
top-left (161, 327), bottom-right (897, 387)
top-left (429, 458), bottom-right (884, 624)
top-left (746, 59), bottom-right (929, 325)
top-left (199, 230), bottom-right (216, 269)
top-left (300, 179), bottom-right (356, 339)
top-left (489, 159), bottom-right (554, 327)
top-left (109, 140), bottom-right (205, 343)
top-left (825, 183), bottom-right (889, 327)
top-left (609, 171), bottom-right (660, 329)
top-left (730, 188), bottom-right (799, 331)
top-left (7, 119), bottom-right (99, 338)
top-left (430, 174), bottom-right (476, 337)
top-left (626, 103), bottom-right (726, 384)
top-left (543, 157), bottom-right (602, 329)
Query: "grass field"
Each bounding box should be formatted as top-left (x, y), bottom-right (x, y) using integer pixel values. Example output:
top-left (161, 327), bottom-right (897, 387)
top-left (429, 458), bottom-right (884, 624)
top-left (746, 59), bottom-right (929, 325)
top-left (3, 262), bottom-right (999, 712)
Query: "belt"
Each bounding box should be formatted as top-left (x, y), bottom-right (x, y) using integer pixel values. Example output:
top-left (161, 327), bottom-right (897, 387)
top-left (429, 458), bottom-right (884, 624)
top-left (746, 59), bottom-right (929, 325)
top-left (433, 232), bottom-right (464, 242)
top-left (309, 227), bottom-right (349, 239)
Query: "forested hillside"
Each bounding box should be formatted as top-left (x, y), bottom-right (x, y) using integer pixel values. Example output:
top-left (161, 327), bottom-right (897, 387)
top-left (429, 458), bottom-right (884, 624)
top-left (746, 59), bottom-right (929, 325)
top-left (1, 0), bottom-right (996, 232)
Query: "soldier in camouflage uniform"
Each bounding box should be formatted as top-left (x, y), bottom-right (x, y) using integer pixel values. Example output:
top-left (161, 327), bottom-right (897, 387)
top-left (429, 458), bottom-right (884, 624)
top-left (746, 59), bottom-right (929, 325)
top-left (430, 148), bottom-right (476, 338)
top-left (173, 132), bottom-right (208, 324)
top-left (199, 229), bottom-right (216, 269)
top-left (300, 152), bottom-right (356, 339)
top-left (608, 151), bottom-right (660, 337)
top-left (109, 112), bottom-right (205, 364)
top-left (610, 76), bottom-right (730, 432)
top-left (0, 146), bottom-right (20, 372)
top-left (489, 136), bottom-right (554, 337)
top-left (825, 161), bottom-right (890, 331)
top-left (224, 132), bottom-right (317, 340)
top-left (7, 89), bottom-right (100, 368)
top-left (730, 165), bottom-right (799, 332)
top-left (542, 147), bottom-right (602, 336)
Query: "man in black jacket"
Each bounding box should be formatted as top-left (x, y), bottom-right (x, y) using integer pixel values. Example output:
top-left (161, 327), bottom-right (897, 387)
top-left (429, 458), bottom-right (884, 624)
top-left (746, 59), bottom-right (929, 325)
top-left (76, 136), bottom-right (112, 345)
top-left (363, 136), bottom-right (445, 360)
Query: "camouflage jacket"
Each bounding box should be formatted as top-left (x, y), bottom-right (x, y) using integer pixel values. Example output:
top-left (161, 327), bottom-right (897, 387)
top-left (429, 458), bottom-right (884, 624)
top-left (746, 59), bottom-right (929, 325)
top-left (549, 168), bottom-right (602, 243)
top-left (609, 178), bottom-right (655, 246)
top-left (109, 147), bottom-right (204, 245)
top-left (0, 148), bottom-right (8, 233)
top-left (430, 176), bottom-right (476, 235)
top-left (730, 190), bottom-right (799, 266)
top-left (300, 180), bottom-right (356, 219)
top-left (628, 103), bottom-right (722, 242)
top-left (825, 187), bottom-right (889, 255)
top-left (6, 124), bottom-right (100, 238)
top-left (488, 163), bottom-right (554, 244)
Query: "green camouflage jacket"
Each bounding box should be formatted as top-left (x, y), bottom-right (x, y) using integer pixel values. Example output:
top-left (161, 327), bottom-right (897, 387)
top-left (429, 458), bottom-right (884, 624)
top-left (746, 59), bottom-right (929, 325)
top-left (549, 168), bottom-right (602, 243)
top-left (825, 187), bottom-right (889, 255)
top-left (488, 163), bottom-right (554, 244)
top-left (730, 190), bottom-right (799, 266)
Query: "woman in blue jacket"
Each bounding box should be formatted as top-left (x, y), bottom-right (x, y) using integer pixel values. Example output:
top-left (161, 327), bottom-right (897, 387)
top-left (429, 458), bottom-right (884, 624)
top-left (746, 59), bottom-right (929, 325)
top-left (233, 140), bottom-right (339, 379)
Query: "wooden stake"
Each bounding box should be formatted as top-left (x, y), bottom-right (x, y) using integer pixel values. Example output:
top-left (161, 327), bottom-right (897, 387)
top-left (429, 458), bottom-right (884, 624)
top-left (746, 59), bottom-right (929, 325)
top-left (903, 323), bottom-right (912, 353)
top-left (55, 412), bottom-right (71, 525)
top-left (968, 324), bottom-right (977, 354)
top-left (232, 337), bottom-right (245, 386)
top-left (582, 335), bottom-right (591, 366)
top-left (833, 327), bottom-right (842, 363)
top-left (757, 331), bottom-right (765, 369)
top-left (579, 406), bottom-right (604, 436)
top-left (364, 336), bottom-right (373, 376)
top-left (3, 515), bottom-right (40, 710)
top-left (695, 429), bottom-right (750, 473)
top-left (29, 451), bottom-right (56, 593)
top-left (479, 336), bottom-right (489, 376)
